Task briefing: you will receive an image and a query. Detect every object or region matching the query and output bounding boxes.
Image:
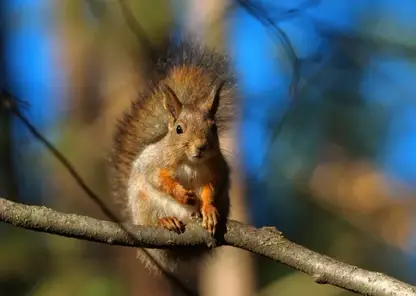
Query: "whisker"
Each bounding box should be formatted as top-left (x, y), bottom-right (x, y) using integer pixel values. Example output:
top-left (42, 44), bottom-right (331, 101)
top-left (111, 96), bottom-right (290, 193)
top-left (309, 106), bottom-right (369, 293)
top-left (220, 148), bottom-right (237, 160)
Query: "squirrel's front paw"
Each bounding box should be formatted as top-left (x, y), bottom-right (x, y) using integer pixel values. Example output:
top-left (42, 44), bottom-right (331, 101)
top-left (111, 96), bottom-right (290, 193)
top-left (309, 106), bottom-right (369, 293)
top-left (173, 186), bottom-right (196, 205)
top-left (200, 204), bottom-right (219, 235)
top-left (158, 217), bottom-right (185, 234)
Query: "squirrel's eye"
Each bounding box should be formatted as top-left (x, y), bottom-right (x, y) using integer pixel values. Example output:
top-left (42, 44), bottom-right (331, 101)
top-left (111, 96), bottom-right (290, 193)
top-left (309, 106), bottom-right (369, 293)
top-left (176, 125), bottom-right (183, 134)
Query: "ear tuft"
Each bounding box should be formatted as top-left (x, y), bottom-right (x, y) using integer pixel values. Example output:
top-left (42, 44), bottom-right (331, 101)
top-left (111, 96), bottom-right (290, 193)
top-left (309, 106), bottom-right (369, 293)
top-left (162, 84), bottom-right (182, 120)
top-left (203, 81), bottom-right (225, 118)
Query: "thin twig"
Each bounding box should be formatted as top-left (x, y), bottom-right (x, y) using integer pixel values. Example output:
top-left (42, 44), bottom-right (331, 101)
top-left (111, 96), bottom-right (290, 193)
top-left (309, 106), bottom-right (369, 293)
top-left (0, 89), bottom-right (198, 296)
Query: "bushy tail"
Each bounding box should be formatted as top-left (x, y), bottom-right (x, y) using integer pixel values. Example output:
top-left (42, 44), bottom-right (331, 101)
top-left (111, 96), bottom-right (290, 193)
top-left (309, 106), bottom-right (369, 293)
top-left (136, 248), bottom-right (202, 296)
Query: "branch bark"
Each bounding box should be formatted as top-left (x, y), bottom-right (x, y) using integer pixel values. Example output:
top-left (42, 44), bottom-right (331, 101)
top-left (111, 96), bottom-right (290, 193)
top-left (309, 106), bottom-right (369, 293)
top-left (1, 197), bottom-right (415, 296)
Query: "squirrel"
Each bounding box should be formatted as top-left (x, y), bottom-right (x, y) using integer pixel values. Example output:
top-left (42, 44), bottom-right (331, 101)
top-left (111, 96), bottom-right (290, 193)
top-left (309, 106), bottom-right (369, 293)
top-left (110, 39), bottom-right (237, 294)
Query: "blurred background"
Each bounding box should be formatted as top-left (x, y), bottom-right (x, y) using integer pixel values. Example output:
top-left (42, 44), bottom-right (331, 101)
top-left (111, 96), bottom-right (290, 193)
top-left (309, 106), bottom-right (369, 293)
top-left (1, 0), bottom-right (416, 295)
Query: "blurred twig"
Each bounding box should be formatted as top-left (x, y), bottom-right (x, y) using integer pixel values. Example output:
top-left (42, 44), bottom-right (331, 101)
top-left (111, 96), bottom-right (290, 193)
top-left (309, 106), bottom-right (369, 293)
top-left (1, 197), bottom-right (415, 296)
top-left (114, 0), bottom-right (158, 64)
top-left (236, 0), bottom-right (301, 99)
top-left (2, 91), bottom-right (416, 296)
top-left (2, 1), bottom-right (415, 295)
top-left (0, 89), bottom-right (198, 296)
top-left (1, 89), bottom-right (119, 222)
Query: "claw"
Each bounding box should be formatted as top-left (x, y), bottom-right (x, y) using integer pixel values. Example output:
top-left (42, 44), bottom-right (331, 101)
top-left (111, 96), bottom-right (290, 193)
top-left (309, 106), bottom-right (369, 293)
top-left (158, 217), bottom-right (185, 234)
top-left (201, 204), bottom-right (219, 235)
top-left (191, 211), bottom-right (202, 219)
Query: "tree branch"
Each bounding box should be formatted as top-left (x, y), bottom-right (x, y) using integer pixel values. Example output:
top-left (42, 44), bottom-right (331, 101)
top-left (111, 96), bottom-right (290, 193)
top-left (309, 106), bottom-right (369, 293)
top-left (1, 197), bottom-right (415, 296)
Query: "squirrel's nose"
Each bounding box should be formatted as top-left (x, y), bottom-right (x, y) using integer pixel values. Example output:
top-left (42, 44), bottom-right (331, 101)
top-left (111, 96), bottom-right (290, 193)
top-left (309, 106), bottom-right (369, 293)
top-left (195, 140), bottom-right (207, 152)
top-left (197, 143), bottom-right (207, 152)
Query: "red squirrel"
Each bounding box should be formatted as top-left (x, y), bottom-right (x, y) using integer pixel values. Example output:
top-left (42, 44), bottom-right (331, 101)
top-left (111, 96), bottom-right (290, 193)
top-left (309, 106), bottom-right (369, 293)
top-left (110, 39), bottom-right (237, 294)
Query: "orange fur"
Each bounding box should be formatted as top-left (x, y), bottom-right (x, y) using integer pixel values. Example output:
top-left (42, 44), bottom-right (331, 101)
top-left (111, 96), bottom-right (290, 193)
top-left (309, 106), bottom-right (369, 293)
top-left (159, 168), bottom-right (177, 195)
top-left (159, 168), bottom-right (195, 205)
top-left (201, 182), bottom-right (215, 206)
top-left (199, 180), bottom-right (219, 234)
top-left (170, 66), bottom-right (204, 83)
top-left (163, 66), bottom-right (212, 102)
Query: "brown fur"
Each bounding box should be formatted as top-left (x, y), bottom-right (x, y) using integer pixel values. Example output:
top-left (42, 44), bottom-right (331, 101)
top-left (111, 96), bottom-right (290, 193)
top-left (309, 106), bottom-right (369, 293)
top-left (109, 39), bottom-right (237, 295)
top-left (110, 40), bottom-right (236, 218)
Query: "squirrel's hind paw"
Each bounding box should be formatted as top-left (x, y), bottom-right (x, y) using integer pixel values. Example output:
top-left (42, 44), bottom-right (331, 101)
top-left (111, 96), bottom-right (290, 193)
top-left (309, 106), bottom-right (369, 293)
top-left (158, 217), bottom-right (185, 234)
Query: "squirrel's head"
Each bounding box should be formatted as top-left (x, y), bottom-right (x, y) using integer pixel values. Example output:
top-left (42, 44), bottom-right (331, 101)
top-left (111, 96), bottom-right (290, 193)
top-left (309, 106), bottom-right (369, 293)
top-left (161, 82), bottom-right (224, 164)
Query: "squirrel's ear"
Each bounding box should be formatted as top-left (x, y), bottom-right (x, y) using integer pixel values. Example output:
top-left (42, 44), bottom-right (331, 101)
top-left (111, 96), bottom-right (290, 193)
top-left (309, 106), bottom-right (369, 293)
top-left (162, 84), bottom-right (182, 120)
top-left (204, 81), bottom-right (225, 118)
